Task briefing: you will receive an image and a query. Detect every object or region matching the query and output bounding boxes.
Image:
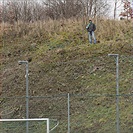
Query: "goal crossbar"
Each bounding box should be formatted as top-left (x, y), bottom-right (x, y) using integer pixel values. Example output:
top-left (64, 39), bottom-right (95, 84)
top-left (0, 118), bottom-right (50, 133)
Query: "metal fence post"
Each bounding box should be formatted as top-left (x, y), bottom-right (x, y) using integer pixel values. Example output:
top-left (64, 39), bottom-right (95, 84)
top-left (108, 54), bottom-right (120, 133)
top-left (18, 61), bottom-right (29, 133)
top-left (26, 63), bottom-right (29, 133)
top-left (116, 55), bottom-right (120, 133)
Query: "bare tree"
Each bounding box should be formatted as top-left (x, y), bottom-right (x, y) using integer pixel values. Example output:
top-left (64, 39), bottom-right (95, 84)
top-left (114, 0), bottom-right (118, 19)
top-left (0, 0), bottom-right (110, 23)
top-left (113, 0), bottom-right (123, 19)
top-left (81, 0), bottom-right (109, 18)
top-left (43, 0), bottom-right (84, 19)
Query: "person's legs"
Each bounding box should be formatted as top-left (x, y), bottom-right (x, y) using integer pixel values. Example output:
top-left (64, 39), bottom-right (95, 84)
top-left (92, 31), bottom-right (96, 44)
top-left (88, 32), bottom-right (92, 44)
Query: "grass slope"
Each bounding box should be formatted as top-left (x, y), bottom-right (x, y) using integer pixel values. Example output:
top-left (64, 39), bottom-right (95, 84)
top-left (0, 19), bottom-right (133, 133)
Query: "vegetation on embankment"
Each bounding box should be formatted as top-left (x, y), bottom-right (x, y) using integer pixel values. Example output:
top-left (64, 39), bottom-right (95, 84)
top-left (0, 18), bottom-right (133, 133)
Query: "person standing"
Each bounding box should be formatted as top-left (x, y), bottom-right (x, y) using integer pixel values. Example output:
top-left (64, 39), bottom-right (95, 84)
top-left (86, 20), bottom-right (96, 44)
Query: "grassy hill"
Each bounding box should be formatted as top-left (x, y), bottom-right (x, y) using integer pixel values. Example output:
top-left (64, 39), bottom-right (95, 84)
top-left (0, 18), bottom-right (133, 132)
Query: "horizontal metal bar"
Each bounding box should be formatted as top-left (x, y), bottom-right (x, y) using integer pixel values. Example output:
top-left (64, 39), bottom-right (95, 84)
top-left (0, 118), bottom-right (49, 122)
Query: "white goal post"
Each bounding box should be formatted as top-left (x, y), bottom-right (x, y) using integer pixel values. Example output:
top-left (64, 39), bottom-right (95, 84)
top-left (0, 118), bottom-right (50, 133)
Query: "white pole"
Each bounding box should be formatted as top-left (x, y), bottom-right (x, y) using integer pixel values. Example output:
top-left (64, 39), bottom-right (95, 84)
top-left (0, 118), bottom-right (50, 133)
top-left (47, 119), bottom-right (50, 133)
top-left (0, 118), bottom-right (49, 122)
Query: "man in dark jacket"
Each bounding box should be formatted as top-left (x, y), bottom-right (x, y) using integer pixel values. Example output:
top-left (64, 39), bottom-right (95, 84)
top-left (86, 20), bottom-right (96, 44)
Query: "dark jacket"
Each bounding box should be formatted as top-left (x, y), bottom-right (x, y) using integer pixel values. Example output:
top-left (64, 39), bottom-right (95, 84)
top-left (86, 23), bottom-right (96, 32)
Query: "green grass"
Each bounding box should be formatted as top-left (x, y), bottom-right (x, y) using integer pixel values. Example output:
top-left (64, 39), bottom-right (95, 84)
top-left (1, 19), bottom-right (133, 132)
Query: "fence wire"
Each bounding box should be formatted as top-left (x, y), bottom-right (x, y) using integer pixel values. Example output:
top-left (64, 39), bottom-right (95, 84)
top-left (0, 52), bottom-right (133, 133)
top-left (0, 94), bottom-right (133, 133)
top-left (0, 54), bottom-right (132, 132)
top-left (1, 0), bottom-right (133, 132)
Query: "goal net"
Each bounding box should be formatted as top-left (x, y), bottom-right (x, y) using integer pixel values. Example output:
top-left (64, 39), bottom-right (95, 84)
top-left (0, 118), bottom-right (50, 133)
